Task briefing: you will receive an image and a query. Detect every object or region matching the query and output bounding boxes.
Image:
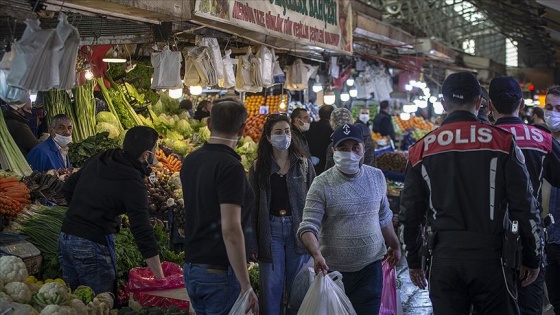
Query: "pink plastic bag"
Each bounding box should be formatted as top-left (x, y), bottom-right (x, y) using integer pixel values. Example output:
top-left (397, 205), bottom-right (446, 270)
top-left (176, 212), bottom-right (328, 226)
top-left (379, 260), bottom-right (397, 315)
top-left (128, 261), bottom-right (185, 292)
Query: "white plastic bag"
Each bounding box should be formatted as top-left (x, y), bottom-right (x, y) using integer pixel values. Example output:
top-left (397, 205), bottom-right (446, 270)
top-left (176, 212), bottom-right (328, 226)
top-left (199, 37), bottom-right (224, 86)
top-left (151, 46), bottom-right (183, 89)
top-left (229, 288), bottom-right (254, 315)
top-left (257, 45), bottom-right (273, 87)
top-left (297, 272), bottom-right (357, 315)
top-left (290, 266), bottom-right (345, 310)
top-left (221, 49), bottom-right (237, 88)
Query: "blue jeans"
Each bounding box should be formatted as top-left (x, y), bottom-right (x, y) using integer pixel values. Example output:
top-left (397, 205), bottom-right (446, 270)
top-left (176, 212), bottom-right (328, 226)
top-left (259, 216), bottom-right (310, 315)
top-left (183, 263), bottom-right (240, 315)
top-left (57, 232), bottom-right (115, 294)
top-left (340, 260), bottom-right (383, 315)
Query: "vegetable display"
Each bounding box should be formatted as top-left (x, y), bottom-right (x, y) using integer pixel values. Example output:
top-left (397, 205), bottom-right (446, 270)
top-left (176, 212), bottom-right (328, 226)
top-left (23, 171), bottom-right (66, 205)
top-left (155, 150), bottom-right (182, 173)
top-left (243, 114), bottom-right (267, 142)
top-left (68, 132), bottom-right (120, 168)
top-left (0, 175), bottom-right (31, 221)
top-left (71, 82), bottom-right (97, 142)
top-left (0, 111), bottom-right (33, 176)
top-left (375, 152), bottom-right (409, 173)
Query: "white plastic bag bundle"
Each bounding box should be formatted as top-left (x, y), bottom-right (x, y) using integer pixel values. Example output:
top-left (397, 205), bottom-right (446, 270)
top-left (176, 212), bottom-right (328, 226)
top-left (221, 49), bottom-right (237, 88)
top-left (183, 46), bottom-right (212, 87)
top-left (297, 272), bottom-right (357, 315)
top-left (8, 18), bottom-right (63, 91)
top-left (272, 53), bottom-right (285, 84)
top-left (151, 46), bottom-right (182, 89)
top-left (199, 37), bottom-right (224, 86)
top-left (257, 45), bottom-right (274, 87)
top-left (235, 47), bottom-right (262, 93)
top-left (228, 288), bottom-right (254, 315)
top-left (290, 266), bottom-right (345, 310)
top-left (285, 58), bottom-right (317, 91)
top-left (55, 13), bottom-right (80, 90)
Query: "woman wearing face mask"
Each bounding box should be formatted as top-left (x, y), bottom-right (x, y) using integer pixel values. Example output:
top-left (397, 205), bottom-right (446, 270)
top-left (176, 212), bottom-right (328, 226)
top-left (3, 99), bottom-right (39, 155)
top-left (297, 123), bottom-right (401, 315)
top-left (58, 126), bottom-right (165, 296)
top-left (248, 114), bottom-right (316, 315)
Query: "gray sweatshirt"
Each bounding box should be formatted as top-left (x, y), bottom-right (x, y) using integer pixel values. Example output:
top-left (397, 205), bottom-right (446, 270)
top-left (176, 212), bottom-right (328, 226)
top-left (297, 165), bottom-right (393, 272)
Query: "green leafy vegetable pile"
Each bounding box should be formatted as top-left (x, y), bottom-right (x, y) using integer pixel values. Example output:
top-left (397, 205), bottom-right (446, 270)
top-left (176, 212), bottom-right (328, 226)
top-left (68, 132), bottom-right (120, 168)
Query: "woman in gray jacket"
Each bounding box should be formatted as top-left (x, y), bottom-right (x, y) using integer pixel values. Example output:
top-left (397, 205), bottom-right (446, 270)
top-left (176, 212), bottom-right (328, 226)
top-left (249, 114), bottom-right (315, 315)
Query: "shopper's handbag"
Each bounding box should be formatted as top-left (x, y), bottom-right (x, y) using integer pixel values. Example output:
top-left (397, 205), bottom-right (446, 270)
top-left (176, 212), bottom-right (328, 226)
top-left (379, 259), bottom-right (398, 315)
top-left (228, 288), bottom-right (254, 315)
top-left (297, 272), bottom-right (357, 315)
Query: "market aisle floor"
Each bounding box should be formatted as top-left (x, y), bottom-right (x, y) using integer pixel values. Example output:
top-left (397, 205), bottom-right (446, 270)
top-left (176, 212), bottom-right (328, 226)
top-left (396, 260), bottom-right (555, 315)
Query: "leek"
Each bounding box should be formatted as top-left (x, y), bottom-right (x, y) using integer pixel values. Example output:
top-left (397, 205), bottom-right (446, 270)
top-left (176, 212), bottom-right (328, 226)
top-left (0, 111), bottom-right (32, 176)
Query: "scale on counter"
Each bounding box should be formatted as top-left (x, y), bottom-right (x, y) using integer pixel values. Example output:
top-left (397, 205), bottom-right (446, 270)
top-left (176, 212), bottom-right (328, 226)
top-left (0, 233), bottom-right (41, 275)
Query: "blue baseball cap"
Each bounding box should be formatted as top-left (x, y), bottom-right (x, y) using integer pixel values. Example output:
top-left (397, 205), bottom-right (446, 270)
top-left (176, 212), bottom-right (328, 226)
top-left (332, 124), bottom-right (364, 147)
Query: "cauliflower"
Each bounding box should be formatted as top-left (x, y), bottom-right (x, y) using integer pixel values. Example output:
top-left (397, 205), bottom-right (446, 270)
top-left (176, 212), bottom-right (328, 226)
top-left (0, 256), bottom-right (28, 283)
top-left (67, 298), bottom-right (88, 314)
top-left (0, 291), bottom-right (12, 302)
top-left (34, 282), bottom-right (69, 306)
top-left (4, 281), bottom-right (32, 303)
top-left (39, 304), bottom-right (73, 315)
top-left (11, 302), bottom-right (39, 315)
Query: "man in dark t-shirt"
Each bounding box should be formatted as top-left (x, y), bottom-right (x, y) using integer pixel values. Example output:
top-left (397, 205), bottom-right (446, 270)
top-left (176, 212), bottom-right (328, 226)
top-left (180, 98), bottom-right (259, 315)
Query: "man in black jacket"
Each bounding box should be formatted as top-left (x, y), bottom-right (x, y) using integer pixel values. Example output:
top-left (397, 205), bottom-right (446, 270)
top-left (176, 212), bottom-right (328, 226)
top-left (372, 100), bottom-right (395, 140)
top-left (490, 76), bottom-right (560, 315)
top-left (4, 99), bottom-right (39, 155)
top-left (58, 126), bottom-right (164, 295)
top-left (306, 105), bottom-right (334, 174)
top-left (399, 72), bottom-right (542, 315)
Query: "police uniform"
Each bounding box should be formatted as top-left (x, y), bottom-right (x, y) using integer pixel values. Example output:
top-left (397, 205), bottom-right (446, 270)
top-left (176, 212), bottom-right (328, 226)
top-left (490, 76), bottom-right (560, 315)
top-left (399, 72), bottom-right (542, 315)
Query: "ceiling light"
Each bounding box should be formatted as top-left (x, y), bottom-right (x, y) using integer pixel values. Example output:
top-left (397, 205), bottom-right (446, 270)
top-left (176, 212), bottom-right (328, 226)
top-left (312, 75), bottom-right (323, 93)
top-left (340, 89), bottom-right (350, 102)
top-left (349, 86), bottom-right (358, 98)
top-left (433, 101), bottom-right (444, 114)
top-left (400, 112), bottom-right (411, 120)
top-left (279, 95), bottom-right (286, 109)
top-left (403, 104), bottom-right (418, 113)
top-left (189, 85), bottom-right (203, 96)
top-left (102, 47), bottom-right (126, 63)
top-left (84, 69), bottom-right (94, 80)
top-left (169, 88), bottom-right (183, 99)
top-left (429, 96), bottom-right (437, 103)
top-left (346, 77), bottom-right (355, 86)
top-left (29, 92), bottom-right (37, 103)
top-left (323, 87), bottom-right (336, 105)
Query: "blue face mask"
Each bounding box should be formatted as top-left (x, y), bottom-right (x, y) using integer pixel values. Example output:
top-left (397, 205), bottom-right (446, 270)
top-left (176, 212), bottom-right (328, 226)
top-left (269, 135), bottom-right (291, 150)
top-left (333, 151), bottom-right (362, 174)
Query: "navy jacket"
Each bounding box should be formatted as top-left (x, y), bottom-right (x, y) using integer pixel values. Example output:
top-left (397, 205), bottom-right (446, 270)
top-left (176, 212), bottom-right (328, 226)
top-left (26, 138), bottom-right (71, 171)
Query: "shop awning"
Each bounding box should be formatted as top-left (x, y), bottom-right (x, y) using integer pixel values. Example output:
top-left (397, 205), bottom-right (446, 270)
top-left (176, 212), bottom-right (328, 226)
top-left (353, 12), bottom-right (414, 49)
top-left (408, 38), bottom-right (456, 63)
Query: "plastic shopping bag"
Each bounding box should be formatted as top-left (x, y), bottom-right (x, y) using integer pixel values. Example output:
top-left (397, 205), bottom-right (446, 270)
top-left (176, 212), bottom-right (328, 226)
top-left (228, 288), bottom-right (254, 315)
top-left (128, 261), bottom-right (185, 292)
top-left (379, 260), bottom-right (398, 315)
top-left (297, 272), bottom-right (357, 315)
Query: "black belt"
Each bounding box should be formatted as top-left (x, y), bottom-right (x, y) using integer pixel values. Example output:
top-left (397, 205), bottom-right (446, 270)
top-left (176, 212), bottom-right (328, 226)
top-left (437, 231), bottom-right (502, 249)
top-left (270, 209), bottom-right (290, 216)
top-left (190, 263), bottom-right (229, 271)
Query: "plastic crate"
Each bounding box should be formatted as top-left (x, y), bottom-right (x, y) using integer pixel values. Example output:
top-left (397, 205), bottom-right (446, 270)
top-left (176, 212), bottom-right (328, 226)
top-left (0, 236), bottom-right (42, 275)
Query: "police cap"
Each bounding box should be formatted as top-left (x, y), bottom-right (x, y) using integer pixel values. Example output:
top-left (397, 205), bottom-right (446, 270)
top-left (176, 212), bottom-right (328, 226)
top-left (442, 72), bottom-right (482, 102)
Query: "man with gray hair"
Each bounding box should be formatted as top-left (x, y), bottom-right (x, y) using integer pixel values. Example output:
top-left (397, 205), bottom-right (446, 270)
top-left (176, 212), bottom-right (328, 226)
top-left (27, 114), bottom-right (73, 172)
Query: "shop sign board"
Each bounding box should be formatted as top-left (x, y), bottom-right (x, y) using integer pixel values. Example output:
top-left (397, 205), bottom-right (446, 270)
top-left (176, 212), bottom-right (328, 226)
top-left (194, 0), bottom-right (352, 54)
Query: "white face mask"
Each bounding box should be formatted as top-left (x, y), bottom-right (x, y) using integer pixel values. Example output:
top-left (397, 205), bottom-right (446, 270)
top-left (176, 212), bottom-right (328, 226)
top-left (270, 134), bottom-right (291, 150)
top-left (300, 122), bottom-right (310, 132)
top-left (333, 151), bottom-right (362, 175)
top-left (545, 110), bottom-right (560, 132)
top-left (146, 151), bottom-right (158, 166)
top-left (53, 134), bottom-right (72, 147)
top-left (359, 114), bottom-right (370, 124)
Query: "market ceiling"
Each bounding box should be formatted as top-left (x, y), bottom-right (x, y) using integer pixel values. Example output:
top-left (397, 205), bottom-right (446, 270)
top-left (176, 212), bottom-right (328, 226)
top-left (374, 0), bottom-right (560, 67)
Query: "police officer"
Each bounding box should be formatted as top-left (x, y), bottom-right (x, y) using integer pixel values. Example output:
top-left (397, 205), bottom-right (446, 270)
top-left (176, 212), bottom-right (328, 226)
top-left (399, 72), bottom-right (542, 315)
top-left (490, 76), bottom-right (560, 315)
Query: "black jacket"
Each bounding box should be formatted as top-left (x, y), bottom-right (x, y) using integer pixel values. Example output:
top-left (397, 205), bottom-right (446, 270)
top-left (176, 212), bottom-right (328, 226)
top-left (193, 109), bottom-right (209, 121)
top-left (372, 111), bottom-right (395, 140)
top-left (61, 149), bottom-right (159, 259)
top-left (495, 117), bottom-right (560, 212)
top-left (306, 120), bottom-right (333, 174)
top-left (399, 111), bottom-right (542, 269)
top-left (291, 125), bottom-right (310, 157)
top-left (3, 109), bottom-right (39, 156)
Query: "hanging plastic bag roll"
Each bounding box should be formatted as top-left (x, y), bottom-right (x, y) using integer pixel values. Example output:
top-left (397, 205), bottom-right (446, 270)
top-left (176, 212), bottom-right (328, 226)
top-left (297, 272), bottom-right (357, 315)
top-left (221, 49), bottom-right (236, 88)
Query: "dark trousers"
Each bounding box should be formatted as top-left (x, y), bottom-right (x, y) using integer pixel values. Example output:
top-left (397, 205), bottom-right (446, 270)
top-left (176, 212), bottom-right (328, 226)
top-left (546, 244), bottom-right (560, 315)
top-left (518, 266), bottom-right (545, 315)
top-left (340, 260), bottom-right (383, 315)
top-left (429, 257), bottom-right (518, 315)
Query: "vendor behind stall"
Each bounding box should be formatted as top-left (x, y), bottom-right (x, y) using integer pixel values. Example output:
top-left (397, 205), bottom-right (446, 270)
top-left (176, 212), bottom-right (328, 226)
top-left (57, 126), bottom-right (164, 295)
top-left (3, 99), bottom-right (39, 156)
top-left (26, 114), bottom-right (73, 172)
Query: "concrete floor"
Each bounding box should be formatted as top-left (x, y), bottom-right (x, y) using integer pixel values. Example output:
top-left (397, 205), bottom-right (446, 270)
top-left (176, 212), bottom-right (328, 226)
top-left (396, 261), bottom-right (555, 315)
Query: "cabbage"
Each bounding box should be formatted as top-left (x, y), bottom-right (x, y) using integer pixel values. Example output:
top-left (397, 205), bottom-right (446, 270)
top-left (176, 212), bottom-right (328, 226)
top-left (96, 111), bottom-right (120, 127)
top-left (198, 126), bottom-right (211, 143)
top-left (176, 120), bottom-right (193, 138)
top-left (166, 130), bottom-right (184, 141)
top-left (171, 141), bottom-right (189, 156)
top-left (96, 122), bottom-right (120, 139)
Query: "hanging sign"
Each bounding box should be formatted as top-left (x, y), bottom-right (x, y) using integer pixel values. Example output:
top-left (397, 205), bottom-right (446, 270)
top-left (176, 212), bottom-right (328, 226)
top-left (194, 0), bottom-right (352, 54)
